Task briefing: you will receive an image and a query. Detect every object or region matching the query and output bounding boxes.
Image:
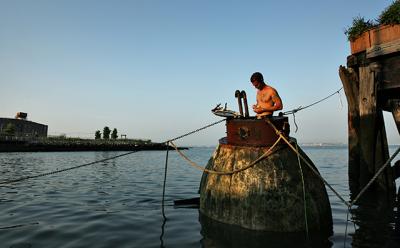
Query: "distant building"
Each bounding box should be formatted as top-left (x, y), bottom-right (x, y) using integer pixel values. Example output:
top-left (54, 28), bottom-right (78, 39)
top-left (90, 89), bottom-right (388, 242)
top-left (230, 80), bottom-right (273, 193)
top-left (0, 112), bottom-right (48, 137)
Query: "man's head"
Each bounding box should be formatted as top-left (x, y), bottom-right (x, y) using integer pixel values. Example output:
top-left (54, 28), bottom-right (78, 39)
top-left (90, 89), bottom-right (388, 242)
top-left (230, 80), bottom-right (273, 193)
top-left (250, 72), bottom-right (265, 90)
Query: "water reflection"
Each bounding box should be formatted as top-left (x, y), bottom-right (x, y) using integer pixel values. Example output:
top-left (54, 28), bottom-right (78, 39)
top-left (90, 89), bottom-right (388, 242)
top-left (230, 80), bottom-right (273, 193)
top-left (349, 189), bottom-right (400, 248)
top-left (199, 213), bottom-right (333, 248)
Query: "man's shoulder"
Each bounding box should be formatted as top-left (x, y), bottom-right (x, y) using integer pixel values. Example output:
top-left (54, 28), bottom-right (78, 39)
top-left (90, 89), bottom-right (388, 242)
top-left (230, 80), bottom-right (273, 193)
top-left (262, 85), bottom-right (277, 93)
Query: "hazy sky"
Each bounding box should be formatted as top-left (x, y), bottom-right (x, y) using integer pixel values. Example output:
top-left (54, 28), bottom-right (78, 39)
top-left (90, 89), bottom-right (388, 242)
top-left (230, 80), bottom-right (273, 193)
top-left (1, 0), bottom-right (399, 146)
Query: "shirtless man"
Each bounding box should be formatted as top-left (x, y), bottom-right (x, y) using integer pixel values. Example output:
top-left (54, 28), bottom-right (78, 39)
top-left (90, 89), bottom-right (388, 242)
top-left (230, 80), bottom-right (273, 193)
top-left (250, 72), bottom-right (283, 118)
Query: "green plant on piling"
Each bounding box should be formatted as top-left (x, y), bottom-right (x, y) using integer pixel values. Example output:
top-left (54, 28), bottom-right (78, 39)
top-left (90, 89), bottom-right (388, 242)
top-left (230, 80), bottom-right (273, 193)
top-left (378, 0), bottom-right (400, 25)
top-left (344, 16), bottom-right (376, 41)
top-left (345, 1), bottom-right (400, 41)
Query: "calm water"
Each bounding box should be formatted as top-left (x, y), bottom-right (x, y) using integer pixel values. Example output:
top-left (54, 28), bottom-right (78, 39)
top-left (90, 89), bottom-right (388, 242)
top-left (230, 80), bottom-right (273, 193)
top-left (0, 146), bottom-right (399, 248)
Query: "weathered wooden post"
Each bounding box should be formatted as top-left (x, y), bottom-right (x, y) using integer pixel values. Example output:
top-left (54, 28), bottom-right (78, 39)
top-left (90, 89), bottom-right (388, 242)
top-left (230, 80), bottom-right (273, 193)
top-left (339, 27), bottom-right (400, 201)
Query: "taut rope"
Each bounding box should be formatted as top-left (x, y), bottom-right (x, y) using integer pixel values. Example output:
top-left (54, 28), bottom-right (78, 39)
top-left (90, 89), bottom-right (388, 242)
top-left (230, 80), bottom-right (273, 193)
top-left (265, 119), bottom-right (351, 207)
top-left (169, 137), bottom-right (282, 175)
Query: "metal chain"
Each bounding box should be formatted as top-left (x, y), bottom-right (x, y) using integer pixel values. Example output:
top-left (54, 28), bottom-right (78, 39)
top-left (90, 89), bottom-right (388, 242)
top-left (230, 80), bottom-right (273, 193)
top-left (167, 119), bottom-right (226, 143)
top-left (0, 150), bottom-right (141, 185)
top-left (0, 119), bottom-right (227, 186)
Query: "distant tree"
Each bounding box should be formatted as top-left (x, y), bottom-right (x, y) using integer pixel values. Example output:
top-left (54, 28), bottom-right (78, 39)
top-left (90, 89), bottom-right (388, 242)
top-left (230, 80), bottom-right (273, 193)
top-left (95, 130), bottom-right (101, 140)
top-left (58, 134), bottom-right (67, 139)
top-left (103, 126), bottom-right (111, 139)
top-left (3, 123), bottom-right (16, 136)
top-left (111, 128), bottom-right (118, 140)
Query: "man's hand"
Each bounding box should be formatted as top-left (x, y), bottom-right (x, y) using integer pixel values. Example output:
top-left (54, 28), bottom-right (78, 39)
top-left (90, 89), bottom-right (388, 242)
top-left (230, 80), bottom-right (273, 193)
top-left (252, 105), bottom-right (264, 114)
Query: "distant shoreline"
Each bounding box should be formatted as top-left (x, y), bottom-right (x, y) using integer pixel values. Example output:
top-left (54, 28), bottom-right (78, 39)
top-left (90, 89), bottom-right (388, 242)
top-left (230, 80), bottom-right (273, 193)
top-left (0, 138), bottom-right (187, 153)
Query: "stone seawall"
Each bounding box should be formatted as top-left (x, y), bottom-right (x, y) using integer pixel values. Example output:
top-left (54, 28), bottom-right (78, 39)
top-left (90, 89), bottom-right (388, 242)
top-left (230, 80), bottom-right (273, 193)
top-left (0, 140), bottom-right (184, 152)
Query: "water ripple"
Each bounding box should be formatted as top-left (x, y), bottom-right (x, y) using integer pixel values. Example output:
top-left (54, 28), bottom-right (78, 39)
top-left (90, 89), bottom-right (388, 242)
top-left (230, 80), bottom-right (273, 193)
top-left (0, 148), bottom-right (398, 247)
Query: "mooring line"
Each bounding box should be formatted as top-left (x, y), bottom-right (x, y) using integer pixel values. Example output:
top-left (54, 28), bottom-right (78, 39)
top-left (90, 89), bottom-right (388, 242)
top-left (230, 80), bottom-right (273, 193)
top-left (265, 119), bottom-right (400, 247)
top-left (169, 138), bottom-right (282, 175)
top-left (0, 150), bottom-right (141, 185)
top-left (161, 142), bottom-right (169, 219)
top-left (0, 119), bottom-right (227, 186)
top-left (167, 119), bottom-right (226, 143)
top-left (282, 87), bottom-right (343, 116)
top-left (265, 120), bottom-right (351, 207)
top-left (160, 119), bottom-right (227, 222)
top-left (349, 145), bottom-right (400, 207)
top-left (295, 142), bottom-right (309, 241)
top-left (282, 87), bottom-right (343, 133)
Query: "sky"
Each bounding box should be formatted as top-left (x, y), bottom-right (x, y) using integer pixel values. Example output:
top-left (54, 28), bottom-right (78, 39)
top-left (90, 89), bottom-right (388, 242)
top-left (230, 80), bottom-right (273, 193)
top-left (0, 0), bottom-right (399, 146)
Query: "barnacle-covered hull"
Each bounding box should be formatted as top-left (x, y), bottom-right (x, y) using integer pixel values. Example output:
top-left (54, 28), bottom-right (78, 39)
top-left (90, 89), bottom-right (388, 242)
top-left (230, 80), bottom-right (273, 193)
top-left (199, 140), bottom-right (333, 233)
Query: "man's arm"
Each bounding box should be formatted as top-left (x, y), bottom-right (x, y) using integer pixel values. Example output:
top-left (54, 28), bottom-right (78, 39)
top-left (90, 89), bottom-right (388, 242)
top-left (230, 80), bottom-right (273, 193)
top-left (270, 90), bottom-right (283, 111)
top-left (255, 89), bottom-right (282, 113)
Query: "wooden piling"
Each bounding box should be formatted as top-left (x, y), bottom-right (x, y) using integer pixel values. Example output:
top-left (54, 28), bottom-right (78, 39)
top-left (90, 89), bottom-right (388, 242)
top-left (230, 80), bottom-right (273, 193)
top-left (339, 35), bottom-right (400, 201)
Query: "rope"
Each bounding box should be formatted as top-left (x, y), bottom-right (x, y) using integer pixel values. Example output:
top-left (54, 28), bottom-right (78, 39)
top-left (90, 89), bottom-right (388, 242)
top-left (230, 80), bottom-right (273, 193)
top-left (0, 150), bottom-right (141, 185)
top-left (282, 87), bottom-right (343, 116)
top-left (338, 90), bottom-right (344, 109)
top-left (266, 119), bottom-right (400, 209)
top-left (295, 142), bottom-right (309, 240)
top-left (161, 142), bottom-right (170, 219)
top-left (349, 145), bottom-right (400, 207)
top-left (264, 119), bottom-right (400, 247)
top-left (161, 119), bottom-right (227, 219)
top-left (169, 137), bottom-right (282, 175)
top-left (292, 112), bottom-right (299, 132)
top-left (265, 119), bottom-right (351, 207)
